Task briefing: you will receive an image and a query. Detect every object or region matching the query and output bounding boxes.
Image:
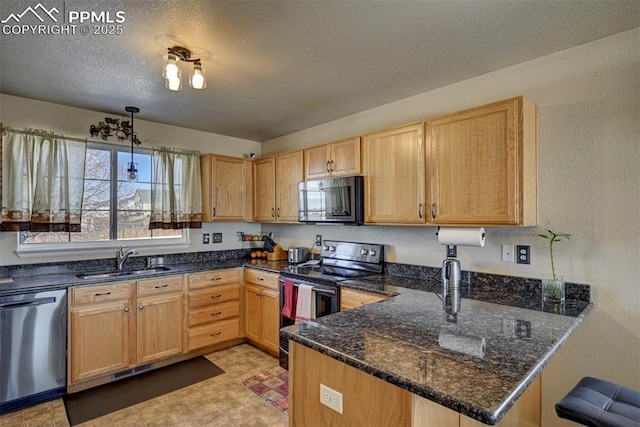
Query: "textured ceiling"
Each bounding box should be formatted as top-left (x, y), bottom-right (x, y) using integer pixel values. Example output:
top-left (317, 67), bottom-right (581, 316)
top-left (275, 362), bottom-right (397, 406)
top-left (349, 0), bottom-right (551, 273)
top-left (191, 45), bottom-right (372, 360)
top-left (1, 0), bottom-right (638, 142)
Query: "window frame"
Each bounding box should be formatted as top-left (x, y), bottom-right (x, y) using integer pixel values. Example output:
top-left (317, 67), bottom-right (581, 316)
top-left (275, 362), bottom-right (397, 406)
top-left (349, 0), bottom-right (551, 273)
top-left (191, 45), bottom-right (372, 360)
top-left (15, 141), bottom-right (189, 258)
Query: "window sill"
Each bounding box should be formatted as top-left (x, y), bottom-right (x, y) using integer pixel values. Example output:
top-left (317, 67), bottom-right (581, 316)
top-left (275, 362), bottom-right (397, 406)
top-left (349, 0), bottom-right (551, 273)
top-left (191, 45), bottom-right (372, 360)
top-left (15, 237), bottom-right (190, 259)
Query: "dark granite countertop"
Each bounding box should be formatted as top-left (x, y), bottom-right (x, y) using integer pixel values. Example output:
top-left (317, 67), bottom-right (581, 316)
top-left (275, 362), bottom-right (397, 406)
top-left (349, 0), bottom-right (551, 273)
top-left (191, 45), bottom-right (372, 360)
top-left (281, 272), bottom-right (593, 425)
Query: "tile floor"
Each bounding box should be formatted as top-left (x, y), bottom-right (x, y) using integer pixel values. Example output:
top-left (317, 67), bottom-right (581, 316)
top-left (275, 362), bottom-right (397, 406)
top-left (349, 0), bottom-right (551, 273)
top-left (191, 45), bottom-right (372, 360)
top-left (0, 344), bottom-right (288, 427)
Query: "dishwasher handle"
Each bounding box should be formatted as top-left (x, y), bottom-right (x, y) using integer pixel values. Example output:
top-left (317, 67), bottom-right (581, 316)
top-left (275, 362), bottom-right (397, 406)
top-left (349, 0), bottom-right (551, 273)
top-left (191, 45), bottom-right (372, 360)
top-left (0, 297), bottom-right (57, 310)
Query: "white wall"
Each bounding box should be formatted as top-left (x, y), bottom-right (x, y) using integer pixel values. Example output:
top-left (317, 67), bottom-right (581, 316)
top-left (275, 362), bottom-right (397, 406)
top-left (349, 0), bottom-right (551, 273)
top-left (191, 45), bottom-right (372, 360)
top-left (262, 29), bottom-right (640, 426)
top-left (0, 94), bottom-right (263, 265)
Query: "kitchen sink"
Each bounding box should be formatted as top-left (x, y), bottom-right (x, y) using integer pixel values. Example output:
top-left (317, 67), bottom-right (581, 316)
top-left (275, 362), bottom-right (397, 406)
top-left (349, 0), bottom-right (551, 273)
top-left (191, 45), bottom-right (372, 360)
top-left (76, 266), bottom-right (172, 279)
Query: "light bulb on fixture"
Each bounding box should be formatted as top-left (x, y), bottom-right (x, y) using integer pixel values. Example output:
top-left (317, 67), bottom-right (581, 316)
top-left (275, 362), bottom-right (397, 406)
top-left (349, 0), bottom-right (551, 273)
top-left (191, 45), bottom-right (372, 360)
top-left (125, 106), bottom-right (140, 182)
top-left (190, 62), bottom-right (206, 89)
top-left (162, 46), bottom-right (206, 91)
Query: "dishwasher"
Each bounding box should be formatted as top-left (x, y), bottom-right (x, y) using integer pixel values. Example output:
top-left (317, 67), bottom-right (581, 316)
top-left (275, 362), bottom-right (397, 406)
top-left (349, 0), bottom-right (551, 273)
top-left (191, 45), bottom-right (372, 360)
top-left (0, 288), bottom-right (67, 413)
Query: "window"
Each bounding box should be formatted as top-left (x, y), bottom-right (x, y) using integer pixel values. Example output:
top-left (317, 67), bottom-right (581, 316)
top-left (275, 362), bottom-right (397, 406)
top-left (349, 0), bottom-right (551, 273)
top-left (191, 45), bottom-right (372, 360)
top-left (20, 141), bottom-right (184, 248)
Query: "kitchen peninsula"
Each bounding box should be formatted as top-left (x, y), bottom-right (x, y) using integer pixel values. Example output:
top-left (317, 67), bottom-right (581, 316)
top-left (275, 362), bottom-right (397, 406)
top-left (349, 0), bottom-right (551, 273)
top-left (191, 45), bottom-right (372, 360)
top-left (281, 274), bottom-right (592, 426)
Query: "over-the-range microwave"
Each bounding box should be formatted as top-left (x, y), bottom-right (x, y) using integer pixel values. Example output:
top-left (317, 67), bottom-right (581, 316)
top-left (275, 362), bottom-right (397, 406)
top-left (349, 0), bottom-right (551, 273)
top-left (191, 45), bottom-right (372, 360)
top-left (298, 176), bottom-right (364, 225)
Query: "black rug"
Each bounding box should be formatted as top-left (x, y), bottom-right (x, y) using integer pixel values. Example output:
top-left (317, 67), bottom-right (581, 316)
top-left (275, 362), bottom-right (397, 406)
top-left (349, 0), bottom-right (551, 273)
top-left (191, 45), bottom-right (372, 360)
top-left (64, 357), bottom-right (224, 426)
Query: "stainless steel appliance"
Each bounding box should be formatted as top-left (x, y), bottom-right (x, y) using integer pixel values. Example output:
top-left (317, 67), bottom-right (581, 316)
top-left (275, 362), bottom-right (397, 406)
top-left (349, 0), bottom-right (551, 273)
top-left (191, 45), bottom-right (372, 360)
top-left (0, 288), bottom-right (67, 413)
top-left (298, 176), bottom-right (364, 225)
top-left (441, 258), bottom-right (462, 321)
top-left (287, 247), bottom-right (309, 264)
top-left (278, 240), bottom-right (384, 369)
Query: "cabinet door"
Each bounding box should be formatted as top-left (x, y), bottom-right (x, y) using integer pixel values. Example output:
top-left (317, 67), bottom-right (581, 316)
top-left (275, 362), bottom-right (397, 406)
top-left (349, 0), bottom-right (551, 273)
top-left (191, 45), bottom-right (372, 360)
top-left (261, 287), bottom-right (280, 355)
top-left (70, 301), bottom-right (131, 383)
top-left (137, 293), bottom-right (184, 364)
top-left (253, 157), bottom-right (276, 222)
top-left (363, 123), bottom-right (426, 224)
top-left (202, 155), bottom-right (246, 221)
top-left (330, 137), bottom-right (361, 176)
top-left (305, 145), bottom-right (332, 179)
top-left (275, 150), bottom-right (304, 222)
top-left (244, 285), bottom-right (262, 342)
top-left (430, 97), bottom-right (533, 225)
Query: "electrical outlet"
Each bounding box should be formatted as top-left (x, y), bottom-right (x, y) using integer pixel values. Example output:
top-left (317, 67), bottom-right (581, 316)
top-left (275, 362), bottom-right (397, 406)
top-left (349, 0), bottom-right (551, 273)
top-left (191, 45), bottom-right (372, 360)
top-left (516, 319), bottom-right (532, 339)
top-left (316, 234), bottom-right (322, 245)
top-left (202, 233), bottom-right (210, 244)
top-left (212, 233), bottom-right (222, 243)
top-left (320, 384), bottom-right (343, 414)
top-left (446, 245), bottom-right (457, 258)
top-left (502, 245), bottom-right (515, 262)
top-left (516, 245), bottom-right (530, 264)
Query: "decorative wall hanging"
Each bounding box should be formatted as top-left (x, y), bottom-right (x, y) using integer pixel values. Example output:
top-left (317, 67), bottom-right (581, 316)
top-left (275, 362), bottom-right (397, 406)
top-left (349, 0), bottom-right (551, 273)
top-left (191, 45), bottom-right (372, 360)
top-left (89, 116), bottom-right (140, 144)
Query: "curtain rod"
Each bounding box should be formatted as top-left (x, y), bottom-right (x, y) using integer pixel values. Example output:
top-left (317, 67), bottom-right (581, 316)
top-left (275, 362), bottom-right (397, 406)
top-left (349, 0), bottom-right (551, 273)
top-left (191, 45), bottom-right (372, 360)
top-left (2, 126), bottom-right (200, 155)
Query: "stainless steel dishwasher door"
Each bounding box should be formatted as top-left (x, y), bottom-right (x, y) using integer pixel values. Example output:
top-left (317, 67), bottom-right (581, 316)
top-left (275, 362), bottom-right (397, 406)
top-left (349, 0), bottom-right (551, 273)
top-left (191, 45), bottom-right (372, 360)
top-left (0, 288), bottom-right (67, 413)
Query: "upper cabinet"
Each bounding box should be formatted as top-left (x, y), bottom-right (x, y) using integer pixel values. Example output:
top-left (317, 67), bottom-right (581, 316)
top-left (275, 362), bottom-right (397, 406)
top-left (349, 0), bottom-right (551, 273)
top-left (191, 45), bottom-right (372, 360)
top-left (253, 150), bottom-right (304, 223)
top-left (200, 154), bottom-right (252, 222)
top-left (428, 96), bottom-right (537, 226)
top-left (305, 137), bottom-right (361, 179)
top-left (362, 123), bottom-right (427, 224)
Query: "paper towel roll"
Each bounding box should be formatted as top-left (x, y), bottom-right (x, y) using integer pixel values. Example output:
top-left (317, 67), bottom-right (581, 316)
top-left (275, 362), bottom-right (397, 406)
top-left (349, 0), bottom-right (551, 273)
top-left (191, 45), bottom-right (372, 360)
top-left (438, 332), bottom-right (486, 358)
top-left (437, 227), bottom-right (486, 247)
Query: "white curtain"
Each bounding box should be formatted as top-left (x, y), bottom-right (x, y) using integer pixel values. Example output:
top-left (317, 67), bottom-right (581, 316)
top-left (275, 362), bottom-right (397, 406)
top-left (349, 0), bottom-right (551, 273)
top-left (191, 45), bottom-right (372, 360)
top-left (150, 146), bottom-right (203, 229)
top-left (1, 128), bottom-right (86, 232)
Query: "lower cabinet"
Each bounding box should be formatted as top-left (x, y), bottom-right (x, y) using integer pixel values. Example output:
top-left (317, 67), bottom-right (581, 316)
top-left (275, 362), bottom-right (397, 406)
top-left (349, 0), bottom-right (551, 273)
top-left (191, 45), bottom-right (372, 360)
top-left (186, 269), bottom-right (242, 351)
top-left (68, 276), bottom-right (185, 385)
top-left (244, 270), bottom-right (280, 355)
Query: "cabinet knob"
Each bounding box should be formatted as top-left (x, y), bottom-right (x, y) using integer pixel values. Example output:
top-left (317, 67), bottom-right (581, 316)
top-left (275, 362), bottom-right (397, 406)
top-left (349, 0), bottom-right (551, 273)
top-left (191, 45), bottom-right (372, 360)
top-left (210, 277), bottom-right (221, 281)
top-left (213, 207), bottom-right (216, 217)
top-left (210, 311), bottom-right (222, 317)
top-left (418, 203), bottom-right (423, 219)
top-left (210, 332), bottom-right (222, 337)
top-left (330, 160), bottom-right (334, 171)
top-left (277, 207), bottom-right (280, 217)
top-left (257, 276), bottom-right (264, 281)
top-left (271, 208), bottom-right (275, 218)
top-left (124, 307), bottom-right (130, 313)
top-left (326, 161), bottom-right (331, 172)
top-left (210, 294), bottom-right (222, 299)
top-left (431, 203), bottom-right (437, 219)
top-left (139, 305), bottom-right (144, 310)
top-left (154, 284), bottom-right (168, 289)
top-left (95, 291), bottom-right (111, 297)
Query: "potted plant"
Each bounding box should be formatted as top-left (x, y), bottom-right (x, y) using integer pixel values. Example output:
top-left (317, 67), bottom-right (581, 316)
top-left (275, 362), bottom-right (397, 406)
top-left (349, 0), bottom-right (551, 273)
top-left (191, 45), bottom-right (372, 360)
top-left (538, 228), bottom-right (571, 304)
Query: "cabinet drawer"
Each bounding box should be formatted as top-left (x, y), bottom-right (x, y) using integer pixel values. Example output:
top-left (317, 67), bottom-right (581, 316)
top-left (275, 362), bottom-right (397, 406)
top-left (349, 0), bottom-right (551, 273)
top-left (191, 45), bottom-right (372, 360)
top-left (187, 318), bottom-right (239, 351)
top-left (188, 300), bottom-right (240, 327)
top-left (137, 276), bottom-right (184, 297)
top-left (71, 282), bottom-right (132, 305)
top-left (188, 284), bottom-right (239, 308)
top-left (188, 269), bottom-right (241, 291)
top-left (244, 269), bottom-right (279, 290)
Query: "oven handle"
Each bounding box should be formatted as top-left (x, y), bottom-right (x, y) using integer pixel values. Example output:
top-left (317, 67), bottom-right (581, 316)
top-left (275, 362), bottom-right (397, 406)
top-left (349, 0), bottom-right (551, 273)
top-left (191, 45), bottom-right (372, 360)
top-left (279, 281), bottom-right (337, 295)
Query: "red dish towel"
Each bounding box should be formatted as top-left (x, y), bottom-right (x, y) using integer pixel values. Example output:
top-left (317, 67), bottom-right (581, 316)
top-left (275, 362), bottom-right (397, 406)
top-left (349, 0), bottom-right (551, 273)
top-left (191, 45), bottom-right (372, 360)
top-left (281, 280), bottom-right (298, 320)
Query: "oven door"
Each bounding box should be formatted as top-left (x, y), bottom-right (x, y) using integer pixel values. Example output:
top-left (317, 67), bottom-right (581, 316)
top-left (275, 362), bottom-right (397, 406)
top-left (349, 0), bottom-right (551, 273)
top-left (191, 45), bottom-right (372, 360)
top-left (278, 279), bottom-right (339, 369)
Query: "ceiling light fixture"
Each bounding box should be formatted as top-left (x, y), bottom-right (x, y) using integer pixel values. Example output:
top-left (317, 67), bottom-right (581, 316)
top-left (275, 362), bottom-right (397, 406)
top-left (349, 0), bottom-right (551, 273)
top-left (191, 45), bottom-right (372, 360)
top-left (162, 46), bottom-right (206, 91)
top-left (125, 106), bottom-right (141, 182)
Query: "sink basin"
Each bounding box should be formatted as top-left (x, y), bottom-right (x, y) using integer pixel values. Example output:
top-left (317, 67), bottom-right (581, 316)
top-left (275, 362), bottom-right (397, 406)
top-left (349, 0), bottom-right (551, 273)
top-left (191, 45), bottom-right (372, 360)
top-left (76, 266), bottom-right (172, 279)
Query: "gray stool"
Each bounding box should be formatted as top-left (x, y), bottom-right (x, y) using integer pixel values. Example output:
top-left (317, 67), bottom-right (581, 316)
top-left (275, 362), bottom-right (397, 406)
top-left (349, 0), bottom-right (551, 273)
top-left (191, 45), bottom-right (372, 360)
top-left (556, 377), bottom-right (640, 427)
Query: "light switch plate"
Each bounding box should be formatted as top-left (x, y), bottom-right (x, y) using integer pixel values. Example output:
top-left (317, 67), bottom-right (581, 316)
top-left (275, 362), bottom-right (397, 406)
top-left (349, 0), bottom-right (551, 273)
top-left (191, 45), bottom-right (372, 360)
top-left (502, 245), bottom-right (515, 262)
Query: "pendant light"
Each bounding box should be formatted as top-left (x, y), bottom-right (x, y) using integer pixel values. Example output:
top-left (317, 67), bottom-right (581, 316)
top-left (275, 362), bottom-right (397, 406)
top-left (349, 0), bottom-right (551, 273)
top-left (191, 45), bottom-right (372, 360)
top-left (125, 106), bottom-right (140, 182)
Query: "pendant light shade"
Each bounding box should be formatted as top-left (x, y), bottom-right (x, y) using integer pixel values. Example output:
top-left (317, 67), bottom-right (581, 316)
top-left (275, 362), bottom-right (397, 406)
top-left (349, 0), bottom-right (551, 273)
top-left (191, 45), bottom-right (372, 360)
top-left (125, 106), bottom-right (140, 182)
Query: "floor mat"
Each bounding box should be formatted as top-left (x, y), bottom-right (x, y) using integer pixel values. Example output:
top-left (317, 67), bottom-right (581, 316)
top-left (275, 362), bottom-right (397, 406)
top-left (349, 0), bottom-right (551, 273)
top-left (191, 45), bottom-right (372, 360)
top-left (242, 367), bottom-right (289, 414)
top-left (64, 357), bottom-right (224, 426)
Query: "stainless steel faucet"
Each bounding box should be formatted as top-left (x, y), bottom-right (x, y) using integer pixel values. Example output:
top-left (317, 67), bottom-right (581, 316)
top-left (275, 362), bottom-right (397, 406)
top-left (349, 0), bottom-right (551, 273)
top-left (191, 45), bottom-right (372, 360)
top-left (116, 246), bottom-right (139, 271)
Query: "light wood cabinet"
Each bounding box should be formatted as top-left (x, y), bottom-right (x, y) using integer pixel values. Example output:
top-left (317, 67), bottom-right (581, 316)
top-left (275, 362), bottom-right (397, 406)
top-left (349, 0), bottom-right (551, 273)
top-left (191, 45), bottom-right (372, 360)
top-left (69, 282), bottom-right (133, 384)
top-left (428, 96), bottom-right (537, 226)
top-left (305, 137), bottom-right (361, 179)
top-left (363, 123), bottom-right (427, 224)
top-left (186, 269), bottom-right (241, 351)
top-left (340, 287), bottom-right (390, 311)
top-left (200, 154), bottom-right (250, 221)
top-left (243, 269), bottom-right (280, 355)
top-left (69, 276), bottom-right (185, 385)
top-left (252, 151), bottom-right (304, 223)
